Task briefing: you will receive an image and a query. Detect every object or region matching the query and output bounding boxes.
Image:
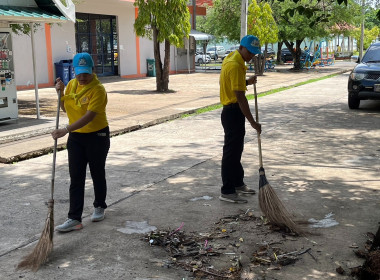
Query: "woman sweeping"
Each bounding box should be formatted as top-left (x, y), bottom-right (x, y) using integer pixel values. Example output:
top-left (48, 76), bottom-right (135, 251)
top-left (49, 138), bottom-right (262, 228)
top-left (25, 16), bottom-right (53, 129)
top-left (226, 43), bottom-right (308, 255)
top-left (52, 52), bottom-right (110, 232)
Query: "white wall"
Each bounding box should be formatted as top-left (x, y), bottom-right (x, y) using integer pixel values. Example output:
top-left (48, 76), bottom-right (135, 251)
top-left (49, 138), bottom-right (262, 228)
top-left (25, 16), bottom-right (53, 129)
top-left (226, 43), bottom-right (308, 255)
top-left (117, 6), bottom-right (139, 76)
top-left (12, 25), bottom-right (49, 86)
top-left (50, 22), bottom-right (76, 64)
top-left (12, 0), bottom-right (192, 86)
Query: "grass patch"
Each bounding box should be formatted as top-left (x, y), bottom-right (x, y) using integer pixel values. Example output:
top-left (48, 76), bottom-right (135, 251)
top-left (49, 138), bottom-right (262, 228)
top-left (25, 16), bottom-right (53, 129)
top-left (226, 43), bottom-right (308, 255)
top-left (182, 73), bottom-right (339, 118)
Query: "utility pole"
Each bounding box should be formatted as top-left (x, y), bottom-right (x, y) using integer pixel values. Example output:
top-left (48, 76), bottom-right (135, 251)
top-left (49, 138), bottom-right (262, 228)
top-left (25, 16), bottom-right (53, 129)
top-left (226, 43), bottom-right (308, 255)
top-left (359, 0), bottom-right (365, 60)
top-left (192, 0), bottom-right (196, 29)
top-left (240, 0), bottom-right (247, 40)
top-left (30, 22), bottom-right (40, 119)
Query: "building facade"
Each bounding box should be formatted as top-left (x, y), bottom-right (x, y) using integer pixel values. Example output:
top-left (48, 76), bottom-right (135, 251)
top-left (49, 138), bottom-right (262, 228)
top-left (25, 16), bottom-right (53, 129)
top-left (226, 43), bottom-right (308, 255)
top-left (13, 0), bottom-right (199, 89)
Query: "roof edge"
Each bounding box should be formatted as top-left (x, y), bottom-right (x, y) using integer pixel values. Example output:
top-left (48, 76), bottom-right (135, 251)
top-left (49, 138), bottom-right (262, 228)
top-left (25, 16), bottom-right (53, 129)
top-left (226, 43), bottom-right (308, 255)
top-left (51, 0), bottom-right (75, 22)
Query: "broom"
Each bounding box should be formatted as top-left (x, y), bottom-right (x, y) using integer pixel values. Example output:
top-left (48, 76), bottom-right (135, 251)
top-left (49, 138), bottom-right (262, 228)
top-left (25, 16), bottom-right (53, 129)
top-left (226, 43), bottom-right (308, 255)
top-left (17, 89), bottom-right (61, 271)
top-left (253, 84), bottom-right (303, 235)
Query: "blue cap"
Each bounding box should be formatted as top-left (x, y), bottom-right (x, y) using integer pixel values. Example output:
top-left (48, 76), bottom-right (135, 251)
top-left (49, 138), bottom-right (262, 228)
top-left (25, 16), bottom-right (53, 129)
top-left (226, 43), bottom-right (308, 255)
top-left (73, 53), bottom-right (94, 75)
top-left (240, 35), bottom-right (261, 55)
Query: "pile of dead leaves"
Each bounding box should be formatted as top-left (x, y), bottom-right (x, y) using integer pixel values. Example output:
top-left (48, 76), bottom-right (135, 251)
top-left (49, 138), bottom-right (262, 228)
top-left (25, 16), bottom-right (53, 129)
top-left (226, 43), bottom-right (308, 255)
top-left (251, 244), bottom-right (315, 270)
top-left (143, 210), bottom-right (315, 279)
top-left (144, 230), bottom-right (241, 279)
top-left (143, 216), bottom-right (249, 279)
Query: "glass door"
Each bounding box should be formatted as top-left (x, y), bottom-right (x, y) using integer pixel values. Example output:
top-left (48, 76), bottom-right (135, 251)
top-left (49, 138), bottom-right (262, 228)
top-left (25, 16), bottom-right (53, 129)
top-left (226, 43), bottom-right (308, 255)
top-left (75, 13), bottom-right (118, 76)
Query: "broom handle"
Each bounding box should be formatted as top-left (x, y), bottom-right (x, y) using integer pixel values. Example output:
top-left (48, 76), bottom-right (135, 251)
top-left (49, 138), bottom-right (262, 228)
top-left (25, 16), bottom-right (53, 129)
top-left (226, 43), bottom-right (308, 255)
top-left (51, 89), bottom-right (61, 200)
top-left (253, 84), bottom-right (263, 168)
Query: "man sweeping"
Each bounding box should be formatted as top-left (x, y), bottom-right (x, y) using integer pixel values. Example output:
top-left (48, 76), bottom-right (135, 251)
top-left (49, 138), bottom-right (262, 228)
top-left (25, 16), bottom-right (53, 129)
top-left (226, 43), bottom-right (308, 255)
top-left (219, 35), bottom-right (262, 204)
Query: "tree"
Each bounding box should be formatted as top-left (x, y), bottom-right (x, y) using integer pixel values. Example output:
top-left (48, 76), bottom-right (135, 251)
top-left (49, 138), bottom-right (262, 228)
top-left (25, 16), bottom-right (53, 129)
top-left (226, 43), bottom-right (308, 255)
top-left (352, 26), bottom-right (380, 49)
top-left (328, 0), bottom-right (361, 53)
top-left (365, 6), bottom-right (380, 30)
top-left (272, 0), bottom-right (357, 70)
top-left (197, 0), bottom-right (241, 43)
top-left (273, 0), bottom-right (327, 69)
top-left (10, 24), bottom-right (37, 35)
top-left (247, 0), bottom-right (278, 74)
top-left (134, 0), bottom-right (191, 92)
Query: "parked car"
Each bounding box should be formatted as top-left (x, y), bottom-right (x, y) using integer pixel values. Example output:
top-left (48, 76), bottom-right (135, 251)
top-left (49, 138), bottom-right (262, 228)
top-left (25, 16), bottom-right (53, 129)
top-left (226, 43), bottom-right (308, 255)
top-left (195, 52), bottom-right (211, 64)
top-left (280, 48), bottom-right (294, 62)
top-left (225, 45), bottom-right (240, 56)
top-left (280, 48), bottom-right (313, 63)
top-left (206, 46), bottom-right (226, 60)
top-left (348, 42), bottom-right (380, 109)
top-left (261, 47), bottom-right (276, 59)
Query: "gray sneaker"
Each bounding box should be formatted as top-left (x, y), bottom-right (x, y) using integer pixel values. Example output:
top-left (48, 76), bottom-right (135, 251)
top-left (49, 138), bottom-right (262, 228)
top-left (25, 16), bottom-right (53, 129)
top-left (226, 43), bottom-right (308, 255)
top-left (56, 219), bottom-right (83, 232)
top-left (219, 193), bottom-right (248, 203)
top-left (91, 207), bottom-right (105, 222)
top-left (235, 184), bottom-right (256, 194)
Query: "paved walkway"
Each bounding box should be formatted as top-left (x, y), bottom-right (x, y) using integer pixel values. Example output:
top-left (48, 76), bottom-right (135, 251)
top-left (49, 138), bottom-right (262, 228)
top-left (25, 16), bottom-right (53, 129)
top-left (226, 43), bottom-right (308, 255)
top-left (0, 62), bottom-right (355, 163)
top-left (1, 63), bottom-right (380, 279)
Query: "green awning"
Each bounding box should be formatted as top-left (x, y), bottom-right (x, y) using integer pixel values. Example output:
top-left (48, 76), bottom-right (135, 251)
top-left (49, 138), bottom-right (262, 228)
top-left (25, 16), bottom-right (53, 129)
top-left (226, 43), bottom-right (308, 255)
top-left (0, 5), bottom-right (66, 21)
top-left (0, 0), bottom-right (75, 23)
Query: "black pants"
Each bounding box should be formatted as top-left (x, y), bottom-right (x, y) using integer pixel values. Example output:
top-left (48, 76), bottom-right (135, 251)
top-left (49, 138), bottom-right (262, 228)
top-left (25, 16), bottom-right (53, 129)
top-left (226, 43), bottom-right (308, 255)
top-left (221, 105), bottom-right (245, 194)
top-left (67, 126), bottom-right (110, 222)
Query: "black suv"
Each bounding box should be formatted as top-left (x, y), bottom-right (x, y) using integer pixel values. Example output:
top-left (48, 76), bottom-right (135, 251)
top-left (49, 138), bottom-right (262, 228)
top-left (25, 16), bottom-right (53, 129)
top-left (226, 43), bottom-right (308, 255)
top-left (280, 48), bottom-right (313, 63)
top-left (280, 48), bottom-right (294, 62)
top-left (348, 42), bottom-right (380, 109)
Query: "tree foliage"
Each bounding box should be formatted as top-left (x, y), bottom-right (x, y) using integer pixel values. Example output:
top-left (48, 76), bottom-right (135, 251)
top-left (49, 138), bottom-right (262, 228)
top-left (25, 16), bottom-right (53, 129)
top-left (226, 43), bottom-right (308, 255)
top-left (134, 0), bottom-right (191, 92)
top-left (329, 0), bottom-right (361, 38)
top-left (273, 0), bottom-right (325, 69)
top-left (364, 6), bottom-right (380, 30)
top-left (248, 1), bottom-right (278, 45)
top-left (276, 0), bottom-right (348, 18)
top-left (352, 26), bottom-right (380, 49)
top-left (247, 0), bottom-right (278, 74)
top-left (273, 0), bottom-right (356, 69)
top-left (197, 0), bottom-right (241, 43)
top-left (10, 24), bottom-right (36, 35)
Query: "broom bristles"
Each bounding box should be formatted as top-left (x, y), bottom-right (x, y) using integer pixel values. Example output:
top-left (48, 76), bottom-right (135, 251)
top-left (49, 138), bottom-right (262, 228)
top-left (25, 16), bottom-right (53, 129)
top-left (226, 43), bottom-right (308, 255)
top-left (17, 201), bottom-right (54, 272)
top-left (259, 183), bottom-right (304, 235)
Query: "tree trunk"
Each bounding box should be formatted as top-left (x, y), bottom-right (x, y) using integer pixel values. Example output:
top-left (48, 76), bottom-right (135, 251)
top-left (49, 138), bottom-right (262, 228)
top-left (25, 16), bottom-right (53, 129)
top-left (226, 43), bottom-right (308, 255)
top-left (152, 27), bottom-right (170, 92)
top-left (255, 44), bottom-right (269, 75)
top-left (162, 39), bottom-right (170, 91)
top-left (253, 56), bottom-right (265, 75)
top-left (276, 42), bottom-right (283, 65)
top-left (294, 39), bottom-right (303, 70)
top-left (348, 36), bottom-right (351, 52)
top-left (284, 39), bottom-right (304, 70)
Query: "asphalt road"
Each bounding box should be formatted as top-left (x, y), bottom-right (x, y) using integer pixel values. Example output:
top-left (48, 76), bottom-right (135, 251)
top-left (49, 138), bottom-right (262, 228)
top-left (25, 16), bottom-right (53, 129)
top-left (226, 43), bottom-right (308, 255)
top-left (0, 72), bottom-right (379, 279)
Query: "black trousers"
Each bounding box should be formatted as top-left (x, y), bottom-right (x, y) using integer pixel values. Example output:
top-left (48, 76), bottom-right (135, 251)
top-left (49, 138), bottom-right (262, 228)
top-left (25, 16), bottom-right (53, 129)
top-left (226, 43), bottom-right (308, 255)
top-left (221, 105), bottom-right (245, 194)
top-left (67, 126), bottom-right (110, 222)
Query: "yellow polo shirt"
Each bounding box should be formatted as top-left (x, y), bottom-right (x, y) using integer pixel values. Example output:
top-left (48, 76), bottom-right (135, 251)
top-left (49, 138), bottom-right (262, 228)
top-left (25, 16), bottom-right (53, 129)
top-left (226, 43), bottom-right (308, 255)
top-left (63, 79), bottom-right (108, 133)
top-left (219, 50), bottom-right (247, 105)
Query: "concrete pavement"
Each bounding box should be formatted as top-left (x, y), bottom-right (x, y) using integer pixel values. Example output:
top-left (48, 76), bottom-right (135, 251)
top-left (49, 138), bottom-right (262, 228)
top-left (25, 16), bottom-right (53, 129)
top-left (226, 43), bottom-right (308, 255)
top-left (0, 62), bottom-right (355, 163)
top-left (1, 61), bottom-right (380, 279)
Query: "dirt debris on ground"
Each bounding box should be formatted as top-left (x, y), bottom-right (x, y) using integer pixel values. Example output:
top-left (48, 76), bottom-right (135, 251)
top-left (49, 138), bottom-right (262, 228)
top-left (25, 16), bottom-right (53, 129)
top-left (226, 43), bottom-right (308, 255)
top-left (350, 226), bottom-right (380, 280)
top-left (143, 210), bottom-right (318, 279)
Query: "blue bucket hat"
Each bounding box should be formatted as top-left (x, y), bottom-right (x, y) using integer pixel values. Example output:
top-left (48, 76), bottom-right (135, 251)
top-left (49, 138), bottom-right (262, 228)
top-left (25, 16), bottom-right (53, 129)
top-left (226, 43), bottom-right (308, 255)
top-left (240, 35), bottom-right (261, 55)
top-left (73, 53), bottom-right (94, 75)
